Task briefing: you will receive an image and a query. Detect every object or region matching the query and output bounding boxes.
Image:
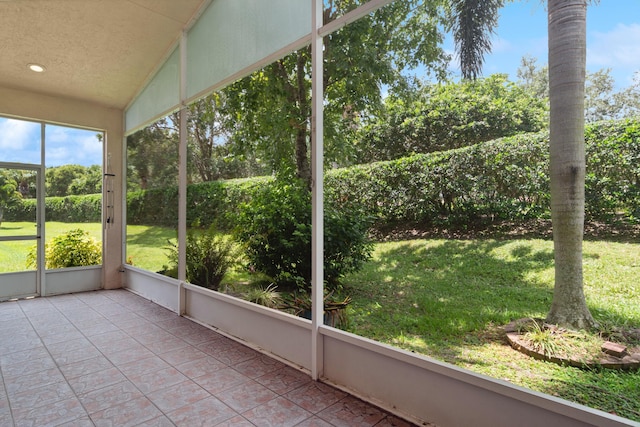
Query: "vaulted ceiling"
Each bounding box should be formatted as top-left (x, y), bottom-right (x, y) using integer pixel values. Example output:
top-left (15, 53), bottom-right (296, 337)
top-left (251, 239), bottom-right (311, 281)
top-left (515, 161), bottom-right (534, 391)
top-left (0, 0), bottom-right (207, 110)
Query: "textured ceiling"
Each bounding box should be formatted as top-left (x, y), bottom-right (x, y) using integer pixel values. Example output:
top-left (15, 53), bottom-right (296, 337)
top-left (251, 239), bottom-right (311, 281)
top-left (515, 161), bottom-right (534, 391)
top-left (0, 0), bottom-right (207, 110)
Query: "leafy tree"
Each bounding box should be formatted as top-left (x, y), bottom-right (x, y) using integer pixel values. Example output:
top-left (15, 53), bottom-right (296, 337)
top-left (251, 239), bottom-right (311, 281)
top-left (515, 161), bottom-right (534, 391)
top-left (546, 0), bottom-right (595, 329)
top-left (126, 119), bottom-right (178, 191)
top-left (0, 171), bottom-right (22, 227)
top-left (186, 94), bottom-right (268, 182)
top-left (15, 170), bottom-right (37, 199)
top-left (219, 0), bottom-right (452, 185)
top-left (517, 56), bottom-right (640, 122)
top-left (356, 74), bottom-right (548, 163)
top-left (187, 94), bottom-right (228, 183)
top-left (45, 164), bottom-right (86, 197)
top-left (585, 69), bottom-right (640, 122)
top-left (2, 169), bottom-right (37, 199)
top-left (614, 71), bottom-right (640, 119)
top-left (45, 164), bottom-right (103, 196)
top-left (126, 1), bottom-right (508, 184)
top-left (68, 164), bottom-right (102, 195)
top-left (517, 55), bottom-right (549, 100)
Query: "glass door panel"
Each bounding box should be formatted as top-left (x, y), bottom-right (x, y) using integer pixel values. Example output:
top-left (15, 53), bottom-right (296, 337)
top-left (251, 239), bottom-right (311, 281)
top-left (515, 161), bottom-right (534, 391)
top-left (0, 165), bottom-right (40, 300)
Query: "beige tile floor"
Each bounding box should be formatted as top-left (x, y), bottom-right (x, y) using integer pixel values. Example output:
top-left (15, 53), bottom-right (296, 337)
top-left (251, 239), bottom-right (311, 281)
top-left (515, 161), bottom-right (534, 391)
top-left (0, 289), bottom-right (415, 426)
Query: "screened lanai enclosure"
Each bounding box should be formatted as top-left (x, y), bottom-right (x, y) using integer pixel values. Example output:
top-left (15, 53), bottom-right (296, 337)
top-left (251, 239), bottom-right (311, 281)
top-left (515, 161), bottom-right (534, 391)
top-left (0, 1), bottom-right (636, 426)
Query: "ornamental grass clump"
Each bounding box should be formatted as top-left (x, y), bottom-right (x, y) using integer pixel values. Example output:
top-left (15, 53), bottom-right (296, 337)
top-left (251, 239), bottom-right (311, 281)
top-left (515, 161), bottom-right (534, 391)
top-left (166, 224), bottom-right (240, 291)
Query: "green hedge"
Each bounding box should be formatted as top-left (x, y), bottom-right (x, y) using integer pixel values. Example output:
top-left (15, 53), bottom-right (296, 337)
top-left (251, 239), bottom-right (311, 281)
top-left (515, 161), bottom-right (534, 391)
top-left (584, 119), bottom-right (640, 220)
top-left (327, 118), bottom-right (639, 226)
top-left (326, 131), bottom-right (550, 227)
top-left (5, 194), bottom-right (102, 223)
top-left (126, 177), bottom-right (268, 228)
top-left (6, 118), bottom-right (640, 228)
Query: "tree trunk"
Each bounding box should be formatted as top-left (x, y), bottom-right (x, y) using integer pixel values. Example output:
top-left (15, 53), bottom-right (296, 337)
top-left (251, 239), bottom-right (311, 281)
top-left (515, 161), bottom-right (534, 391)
top-left (295, 126), bottom-right (311, 187)
top-left (295, 51), bottom-right (311, 187)
top-left (546, 0), bottom-right (595, 329)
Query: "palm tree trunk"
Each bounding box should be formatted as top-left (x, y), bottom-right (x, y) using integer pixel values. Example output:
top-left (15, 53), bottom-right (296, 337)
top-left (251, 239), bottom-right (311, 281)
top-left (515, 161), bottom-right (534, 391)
top-left (546, 0), bottom-right (595, 329)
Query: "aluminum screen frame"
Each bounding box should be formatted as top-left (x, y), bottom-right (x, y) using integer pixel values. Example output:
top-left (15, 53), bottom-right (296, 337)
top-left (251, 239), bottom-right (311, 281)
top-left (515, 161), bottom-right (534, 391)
top-left (125, 0), bottom-right (311, 134)
top-left (125, 46), bottom-right (180, 134)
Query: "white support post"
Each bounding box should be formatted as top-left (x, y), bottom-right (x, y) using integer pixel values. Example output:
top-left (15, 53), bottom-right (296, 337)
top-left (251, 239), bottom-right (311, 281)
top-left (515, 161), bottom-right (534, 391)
top-left (178, 32), bottom-right (188, 314)
top-left (38, 123), bottom-right (46, 296)
top-left (310, 0), bottom-right (324, 381)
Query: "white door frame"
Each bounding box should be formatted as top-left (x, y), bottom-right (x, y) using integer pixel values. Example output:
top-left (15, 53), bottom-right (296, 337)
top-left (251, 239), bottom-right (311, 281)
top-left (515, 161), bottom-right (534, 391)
top-left (0, 161), bottom-right (44, 301)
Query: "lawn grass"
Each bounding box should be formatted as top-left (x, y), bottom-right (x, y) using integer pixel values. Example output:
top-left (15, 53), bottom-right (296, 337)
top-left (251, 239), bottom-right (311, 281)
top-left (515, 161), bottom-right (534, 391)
top-left (125, 224), bottom-right (176, 272)
top-left (341, 238), bottom-right (640, 421)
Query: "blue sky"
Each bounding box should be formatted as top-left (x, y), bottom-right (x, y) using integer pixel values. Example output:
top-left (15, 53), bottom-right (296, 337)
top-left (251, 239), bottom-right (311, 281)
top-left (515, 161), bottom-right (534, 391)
top-left (457, 0), bottom-right (640, 88)
top-left (2, 0), bottom-right (639, 169)
top-left (0, 120), bottom-right (102, 168)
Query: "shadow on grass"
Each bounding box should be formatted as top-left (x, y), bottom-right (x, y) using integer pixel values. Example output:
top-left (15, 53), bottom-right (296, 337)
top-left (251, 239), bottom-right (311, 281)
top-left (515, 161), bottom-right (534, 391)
top-left (344, 238), bottom-right (632, 356)
top-left (126, 225), bottom-right (176, 247)
top-left (345, 239), bottom-right (553, 344)
top-left (536, 368), bottom-right (640, 421)
top-left (0, 225), bottom-right (23, 230)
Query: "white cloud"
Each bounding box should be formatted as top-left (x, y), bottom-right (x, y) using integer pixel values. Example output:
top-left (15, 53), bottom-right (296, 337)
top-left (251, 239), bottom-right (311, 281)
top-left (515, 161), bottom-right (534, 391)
top-left (0, 118), bottom-right (37, 150)
top-left (0, 118), bottom-right (41, 164)
top-left (588, 23), bottom-right (640, 69)
top-left (0, 119), bottom-right (102, 167)
top-left (45, 126), bottom-right (102, 167)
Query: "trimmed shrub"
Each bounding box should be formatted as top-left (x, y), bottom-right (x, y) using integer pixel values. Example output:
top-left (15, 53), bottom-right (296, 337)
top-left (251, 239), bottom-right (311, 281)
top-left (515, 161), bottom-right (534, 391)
top-left (584, 119), bottom-right (640, 220)
top-left (127, 187), bottom-right (179, 227)
top-left (6, 194), bottom-right (102, 223)
top-left (326, 131), bottom-right (551, 228)
top-left (46, 195), bottom-right (102, 222)
top-left (127, 177), bottom-right (267, 228)
top-left (27, 229), bottom-right (101, 269)
top-left (235, 175), bottom-right (374, 291)
top-left (327, 118), bottom-right (640, 227)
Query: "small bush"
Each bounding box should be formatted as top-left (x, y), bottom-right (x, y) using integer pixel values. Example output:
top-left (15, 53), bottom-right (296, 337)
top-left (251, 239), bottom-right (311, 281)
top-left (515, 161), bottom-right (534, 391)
top-left (166, 224), bottom-right (239, 291)
top-left (27, 229), bottom-right (101, 269)
top-left (235, 175), bottom-right (374, 291)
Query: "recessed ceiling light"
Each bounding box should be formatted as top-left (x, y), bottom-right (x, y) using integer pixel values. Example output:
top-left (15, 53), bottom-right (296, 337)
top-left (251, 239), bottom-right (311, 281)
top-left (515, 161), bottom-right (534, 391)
top-left (28, 63), bottom-right (46, 73)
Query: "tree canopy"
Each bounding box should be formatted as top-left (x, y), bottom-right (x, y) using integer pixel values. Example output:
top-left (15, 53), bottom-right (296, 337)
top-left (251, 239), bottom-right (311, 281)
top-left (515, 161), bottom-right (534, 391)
top-left (355, 74), bottom-right (548, 163)
top-left (127, 0), bottom-right (514, 185)
top-left (217, 0), bottom-right (452, 184)
top-left (0, 170), bottom-right (22, 226)
top-left (517, 55), bottom-right (640, 122)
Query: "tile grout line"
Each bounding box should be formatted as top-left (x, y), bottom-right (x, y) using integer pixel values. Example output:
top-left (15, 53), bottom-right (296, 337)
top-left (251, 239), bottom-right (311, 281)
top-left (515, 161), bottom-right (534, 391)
top-left (68, 291), bottom-right (243, 426)
top-left (0, 301), bottom-right (22, 427)
top-left (3, 290), bottom-right (412, 427)
top-left (22, 294), bottom-right (98, 426)
top-left (56, 293), bottom-right (177, 426)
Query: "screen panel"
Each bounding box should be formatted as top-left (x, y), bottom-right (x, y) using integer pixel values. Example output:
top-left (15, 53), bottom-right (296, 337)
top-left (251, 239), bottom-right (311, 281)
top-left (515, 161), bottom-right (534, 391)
top-left (125, 46), bottom-right (180, 133)
top-left (186, 0), bottom-right (311, 99)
